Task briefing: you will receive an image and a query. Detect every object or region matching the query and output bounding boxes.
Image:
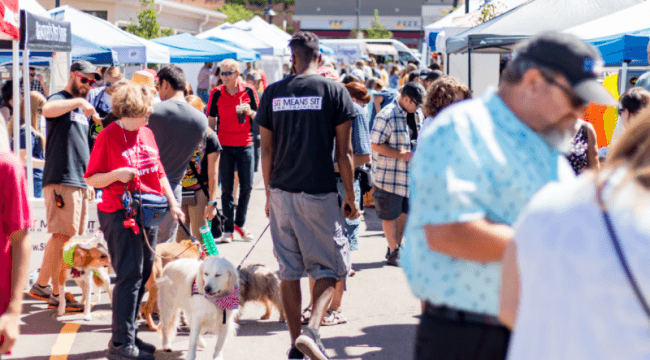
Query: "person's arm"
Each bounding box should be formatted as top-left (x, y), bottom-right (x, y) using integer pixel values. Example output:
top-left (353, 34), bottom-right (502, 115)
top-left (424, 219), bottom-right (513, 263)
top-left (19, 149), bottom-right (45, 168)
top-left (37, 75), bottom-right (49, 97)
top-left (353, 154), bottom-right (371, 168)
top-left (42, 98), bottom-right (95, 118)
top-left (85, 167), bottom-right (138, 189)
top-left (335, 120), bottom-right (360, 220)
top-left (0, 229), bottom-right (30, 354)
top-left (204, 151), bottom-right (220, 220)
top-left (159, 175), bottom-right (184, 223)
top-left (584, 122), bottom-right (600, 171)
top-left (371, 143), bottom-right (410, 161)
top-left (499, 240), bottom-right (520, 329)
top-left (261, 126), bottom-right (274, 218)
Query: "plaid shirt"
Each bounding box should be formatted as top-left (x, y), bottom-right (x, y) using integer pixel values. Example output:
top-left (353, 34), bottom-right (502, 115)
top-left (370, 101), bottom-right (422, 197)
top-left (20, 78), bottom-right (45, 96)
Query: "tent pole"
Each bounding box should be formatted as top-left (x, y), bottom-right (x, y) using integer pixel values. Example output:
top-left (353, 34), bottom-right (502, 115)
top-left (12, 41), bottom-right (20, 154)
top-left (23, 49), bottom-right (34, 198)
top-left (468, 46), bottom-right (472, 92)
top-left (620, 60), bottom-right (629, 96)
top-left (446, 52), bottom-right (450, 75)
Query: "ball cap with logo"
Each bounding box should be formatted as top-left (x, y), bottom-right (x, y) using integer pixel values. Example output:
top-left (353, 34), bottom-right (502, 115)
top-left (513, 32), bottom-right (617, 107)
top-left (70, 60), bottom-right (101, 81)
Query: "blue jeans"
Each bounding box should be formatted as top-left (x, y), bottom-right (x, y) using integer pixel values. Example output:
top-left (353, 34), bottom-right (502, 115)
top-left (220, 145), bottom-right (254, 233)
top-left (197, 89), bottom-right (210, 106)
top-left (336, 177), bottom-right (360, 251)
top-left (33, 177), bottom-right (43, 198)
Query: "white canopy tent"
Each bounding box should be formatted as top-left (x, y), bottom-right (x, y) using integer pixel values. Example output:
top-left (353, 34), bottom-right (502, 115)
top-left (563, 1), bottom-right (650, 40)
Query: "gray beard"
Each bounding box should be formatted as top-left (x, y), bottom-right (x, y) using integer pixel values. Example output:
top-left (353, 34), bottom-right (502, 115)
top-left (538, 125), bottom-right (579, 155)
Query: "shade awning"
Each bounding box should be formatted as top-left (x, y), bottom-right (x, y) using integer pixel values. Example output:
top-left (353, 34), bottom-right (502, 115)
top-left (366, 43), bottom-right (398, 56)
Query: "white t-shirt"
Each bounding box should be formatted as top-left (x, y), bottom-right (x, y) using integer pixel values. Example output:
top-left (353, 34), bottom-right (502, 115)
top-left (508, 168), bottom-right (650, 360)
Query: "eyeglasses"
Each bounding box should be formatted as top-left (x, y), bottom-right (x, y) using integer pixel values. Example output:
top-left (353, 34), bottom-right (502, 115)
top-left (29, 72), bottom-right (36, 77)
top-left (617, 107), bottom-right (626, 115)
top-left (539, 71), bottom-right (587, 109)
top-left (73, 72), bottom-right (96, 86)
top-left (220, 71), bottom-right (236, 77)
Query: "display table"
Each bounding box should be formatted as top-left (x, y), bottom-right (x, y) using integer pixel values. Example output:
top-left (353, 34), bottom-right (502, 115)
top-left (27, 198), bottom-right (101, 276)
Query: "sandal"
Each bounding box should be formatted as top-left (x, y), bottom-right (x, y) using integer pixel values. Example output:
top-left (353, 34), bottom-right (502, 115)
top-left (321, 309), bottom-right (347, 326)
top-left (301, 306), bottom-right (312, 324)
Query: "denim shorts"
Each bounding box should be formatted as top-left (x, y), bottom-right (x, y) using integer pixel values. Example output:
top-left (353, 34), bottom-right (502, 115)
top-left (268, 187), bottom-right (351, 281)
top-left (373, 186), bottom-right (409, 220)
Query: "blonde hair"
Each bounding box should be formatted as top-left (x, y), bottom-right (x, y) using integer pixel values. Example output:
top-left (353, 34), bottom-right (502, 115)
top-left (220, 59), bottom-right (240, 72)
top-left (112, 82), bottom-right (153, 119)
top-left (12, 91), bottom-right (46, 146)
top-left (598, 109), bottom-right (650, 207)
top-left (104, 66), bottom-right (123, 79)
top-left (185, 95), bottom-right (205, 112)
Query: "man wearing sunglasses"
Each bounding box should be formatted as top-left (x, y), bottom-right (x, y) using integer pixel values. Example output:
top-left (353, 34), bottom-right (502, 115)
top-left (29, 61), bottom-right (100, 312)
top-left (20, 66), bottom-right (49, 97)
top-left (401, 33), bottom-right (618, 360)
top-left (87, 66), bottom-right (123, 152)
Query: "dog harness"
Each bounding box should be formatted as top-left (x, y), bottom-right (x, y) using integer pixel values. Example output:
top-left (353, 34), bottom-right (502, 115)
top-left (191, 279), bottom-right (239, 324)
top-left (62, 243), bottom-right (100, 278)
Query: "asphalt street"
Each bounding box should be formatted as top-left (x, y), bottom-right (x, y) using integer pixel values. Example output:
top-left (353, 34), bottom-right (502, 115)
top-left (6, 175), bottom-right (421, 360)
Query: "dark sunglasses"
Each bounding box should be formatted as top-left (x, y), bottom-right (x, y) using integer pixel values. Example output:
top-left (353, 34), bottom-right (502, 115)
top-left (29, 72), bottom-right (36, 77)
top-left (105, 82), bottom-right (112, 87)
top-left (617, 108), bottom-right (625, 115)
top-left (539, 71), bottom-right (587, 109)
top-left (220, 71), bottom-right (236, 77)
top-left (74, 72), bottom-right (96, 86)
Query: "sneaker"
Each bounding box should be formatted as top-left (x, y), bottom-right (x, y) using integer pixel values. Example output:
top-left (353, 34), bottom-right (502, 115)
top-left (287, 346), bottom-right (305, 360)
top-left (234, 225), bottom-right (254, 241)
top-left (221, 232), bottom-right (234, 243)
top-left (106, 343), bottom-right (155, 360)
top-left (28, 283), bottom-right (51, 302)
top-left (48, 293), bottom-right (84, 313)
top-left (109, 339), bottom-right (156, 354)
top-left (300, 306), bottom-right (312, 325)
top-left (321, 309), bottom-right (347, 326)
top-left (385, 246), bottom-right (391, 260)
top-left (295, 326), bottom-right (330, 360)
top-left (386, 248), bottom-right (400, 267)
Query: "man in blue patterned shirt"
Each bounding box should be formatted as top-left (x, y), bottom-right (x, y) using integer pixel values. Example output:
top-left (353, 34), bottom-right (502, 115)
top-left (402, 33), bottom-right (617, 360)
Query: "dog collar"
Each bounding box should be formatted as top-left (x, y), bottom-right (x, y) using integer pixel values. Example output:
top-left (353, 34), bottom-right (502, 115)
top-left (191, 279), bottom-right (239, 311)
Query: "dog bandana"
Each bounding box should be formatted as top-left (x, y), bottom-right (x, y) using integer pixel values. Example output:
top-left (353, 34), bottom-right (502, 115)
top-left (191, 280), bottom-right (239, 311)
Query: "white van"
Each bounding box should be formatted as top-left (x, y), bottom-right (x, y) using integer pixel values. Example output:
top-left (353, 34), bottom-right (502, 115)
top-left (320, 39), bottom-right (420, 66)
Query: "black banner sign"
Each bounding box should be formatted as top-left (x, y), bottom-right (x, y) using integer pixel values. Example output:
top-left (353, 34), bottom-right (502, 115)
top-left (24, 10), bottom-right (71, 51)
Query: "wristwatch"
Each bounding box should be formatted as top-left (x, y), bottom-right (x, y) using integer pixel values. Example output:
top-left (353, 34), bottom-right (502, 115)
top-left (208, 201), bottom-right (218, 207)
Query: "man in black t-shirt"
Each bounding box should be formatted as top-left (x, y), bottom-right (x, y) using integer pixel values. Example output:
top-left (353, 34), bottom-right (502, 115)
top-left (148, 65), bottom-right (208, 243)
top-left (256, 31), bottom-right (359, 360)
top-left (28, 61), bottom-right (100, 313)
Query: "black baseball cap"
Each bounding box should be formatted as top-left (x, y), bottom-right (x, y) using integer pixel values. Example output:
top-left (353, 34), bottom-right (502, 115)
top-left (422, 70), bottom-right (443, 82)
top-left (513, 32), bottom-right (616, 107)
top-left (401, 81), bottom-right (426, 105)
top-left (70, 61), bottom-right (101, 80)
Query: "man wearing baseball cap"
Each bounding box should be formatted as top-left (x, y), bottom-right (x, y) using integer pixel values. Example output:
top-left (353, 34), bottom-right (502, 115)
top-left (402, 32), bottom-right (617, 360)
top-left (370, 81), bottom-right (425, 267)
top-left (29, 61), bottom-right (100, 313)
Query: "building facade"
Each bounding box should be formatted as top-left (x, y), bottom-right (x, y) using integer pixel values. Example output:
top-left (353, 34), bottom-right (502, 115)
top-left (293, 0), bottom-right (458, 48)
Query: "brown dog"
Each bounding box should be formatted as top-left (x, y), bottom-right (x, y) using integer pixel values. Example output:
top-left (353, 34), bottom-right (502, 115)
top-left (237, 264), bottom-right (285, 323)
top-left (141, 239), bottom-right (204, 331)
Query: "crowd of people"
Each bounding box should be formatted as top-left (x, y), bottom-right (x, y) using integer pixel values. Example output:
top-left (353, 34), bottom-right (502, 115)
top-left (2, 29), bottom-right (650, 360)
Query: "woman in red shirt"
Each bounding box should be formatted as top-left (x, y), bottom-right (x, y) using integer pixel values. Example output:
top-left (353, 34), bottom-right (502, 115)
top-left (85, 82), bottom-right (183, 360)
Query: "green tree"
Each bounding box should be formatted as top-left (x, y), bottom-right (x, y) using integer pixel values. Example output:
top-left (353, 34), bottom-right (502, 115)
top-left (477, 2), bottom-right (498, 24)
top-left (365, 9), bottom-right (392, 39)
top-left (218, 3), bottom-right (256, 23)
top-left (125, 0), bottom-right (174, 39)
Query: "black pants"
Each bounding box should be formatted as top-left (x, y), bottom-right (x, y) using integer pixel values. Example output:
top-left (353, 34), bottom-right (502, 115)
top-left (99, 210), bottom-right (157, 346)
top-left (219, 145), bottom-right (254, 233)
top-left (415, 311), bottom-right (511, 360)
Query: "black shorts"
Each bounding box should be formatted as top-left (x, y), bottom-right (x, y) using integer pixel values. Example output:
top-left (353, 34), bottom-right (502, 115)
top-left (373, 186), bottom-right (409, 220)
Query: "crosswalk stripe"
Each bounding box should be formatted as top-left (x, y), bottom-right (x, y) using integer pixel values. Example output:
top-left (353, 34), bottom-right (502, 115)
top-left (49, 323), bottom-right (80, 360)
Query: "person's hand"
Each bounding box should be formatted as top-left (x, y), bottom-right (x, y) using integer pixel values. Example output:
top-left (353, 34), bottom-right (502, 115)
top-left (36, 74), bottom-right (44, 84)
top-left (342, 197), bottom-right (360, 220)
top-left (0, 313), bottom-right (20, 354)
top-left (238, 103), bottom-right (252, 114)
top-left (170, 204), bottom-right (185, 223)
top-left (87, 187), bottom-right (95, 202)
top-left (373, 95), bottom-right (383, 106)
top-left (204, 202), bottom-right (217, 221)
top-left (91, 113), bottom-right (102, 125)
top-left (113, 167), bottom-right (138, 183)
top-left (399, 150), bottom-right (412, 162)
top-left (79, 99), bottom-right (96, 118)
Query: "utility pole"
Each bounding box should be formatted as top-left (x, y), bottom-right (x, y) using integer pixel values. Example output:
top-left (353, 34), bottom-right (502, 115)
top-left (356, 0), bottom-right (362, 39)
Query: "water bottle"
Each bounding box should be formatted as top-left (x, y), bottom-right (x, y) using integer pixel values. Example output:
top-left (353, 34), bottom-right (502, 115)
top-left (200, 220), bottom-right (219, 256)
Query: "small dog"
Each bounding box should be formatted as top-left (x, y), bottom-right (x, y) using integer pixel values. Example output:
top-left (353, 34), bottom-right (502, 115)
top-left (141, 239), bottom-right (203, 331)
top-left (57, 240), bottom-right (112, 320)
top-left (237, 264), bottom-right (285, 323)
top-left (157, 256), bottom-right (239, 360)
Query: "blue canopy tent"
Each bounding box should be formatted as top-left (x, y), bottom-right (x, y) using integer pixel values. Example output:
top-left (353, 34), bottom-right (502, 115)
top-left (152, 34), bottom-right (238, 63)
top-left (587, 33), bottom-right (649, 67)
top-left (199, 37), bottom-right (260, 62)
top-left (320, 44), bottom-right (335, 55)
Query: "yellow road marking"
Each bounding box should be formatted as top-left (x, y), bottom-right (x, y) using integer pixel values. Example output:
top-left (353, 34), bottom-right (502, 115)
top-left (49, 323), bottom-right (80, 360)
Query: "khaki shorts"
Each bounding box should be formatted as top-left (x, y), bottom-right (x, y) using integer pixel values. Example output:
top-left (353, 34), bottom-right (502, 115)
top-left (44, 184), bottom-right (89, 237)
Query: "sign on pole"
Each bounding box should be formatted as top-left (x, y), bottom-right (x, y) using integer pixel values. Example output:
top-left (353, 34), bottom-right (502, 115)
top-left (23, 11), bottom-right (71, 51)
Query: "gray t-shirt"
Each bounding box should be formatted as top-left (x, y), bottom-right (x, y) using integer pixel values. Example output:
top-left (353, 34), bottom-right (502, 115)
top-left (148, 100), bottom-right (208, 187)
top-left (635, 70), bottom-right (650, 91)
